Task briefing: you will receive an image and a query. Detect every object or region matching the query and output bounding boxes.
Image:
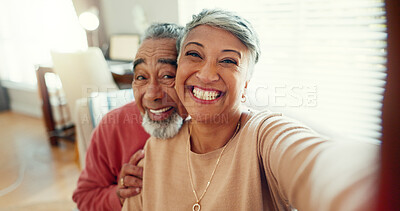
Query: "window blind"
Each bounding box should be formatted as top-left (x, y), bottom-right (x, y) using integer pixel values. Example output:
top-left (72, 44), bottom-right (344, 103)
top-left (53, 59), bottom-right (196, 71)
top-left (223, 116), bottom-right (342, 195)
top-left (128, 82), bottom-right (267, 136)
top-left (178, 0), bottom-right (387, 143)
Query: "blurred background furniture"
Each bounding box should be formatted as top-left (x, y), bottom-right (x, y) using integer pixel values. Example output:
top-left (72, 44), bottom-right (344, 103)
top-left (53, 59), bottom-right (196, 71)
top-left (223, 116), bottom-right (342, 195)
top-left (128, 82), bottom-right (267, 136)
top-left (0, 80), bottom-right (10, 112)
top-left (106, 34), bottom-right (139, 89)
top-left (111, 71), bottom-right (133, 89)
top-left (37, 47), bottom-right (134, 146)
top-left (36, 66), bottom-right (75, 145)
top-left (51, 47), bottom-right (118, 124)
top-left (75, 89), bottom-right (133, 168)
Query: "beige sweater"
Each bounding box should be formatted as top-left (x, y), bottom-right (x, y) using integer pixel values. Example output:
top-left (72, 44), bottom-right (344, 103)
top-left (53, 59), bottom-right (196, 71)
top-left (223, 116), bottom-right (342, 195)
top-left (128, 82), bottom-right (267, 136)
top-left (123, 110), bottom-right (379, 211)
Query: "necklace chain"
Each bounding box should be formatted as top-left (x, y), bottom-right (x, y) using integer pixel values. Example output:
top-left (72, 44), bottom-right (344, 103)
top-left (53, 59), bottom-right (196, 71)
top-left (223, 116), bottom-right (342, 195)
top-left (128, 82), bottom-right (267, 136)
top-left (186, 117), bottom-right (241, 211)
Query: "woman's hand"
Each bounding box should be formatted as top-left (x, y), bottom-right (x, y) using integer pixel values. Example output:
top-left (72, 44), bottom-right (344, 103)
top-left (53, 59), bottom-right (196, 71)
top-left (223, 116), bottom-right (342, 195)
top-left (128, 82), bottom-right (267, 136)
top-left (116, 149), bottom-right (145, 205)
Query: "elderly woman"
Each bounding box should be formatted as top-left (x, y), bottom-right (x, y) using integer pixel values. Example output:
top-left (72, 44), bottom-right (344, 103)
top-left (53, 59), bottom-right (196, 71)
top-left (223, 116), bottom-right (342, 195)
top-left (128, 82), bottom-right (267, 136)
top-left (123, 9), bottom-right (379, 211)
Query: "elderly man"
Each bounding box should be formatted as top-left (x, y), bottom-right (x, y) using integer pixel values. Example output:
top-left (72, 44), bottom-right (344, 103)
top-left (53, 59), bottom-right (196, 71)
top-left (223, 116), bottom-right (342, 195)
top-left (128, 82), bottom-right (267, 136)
top-left (72, 23), bottom-right (187, 211)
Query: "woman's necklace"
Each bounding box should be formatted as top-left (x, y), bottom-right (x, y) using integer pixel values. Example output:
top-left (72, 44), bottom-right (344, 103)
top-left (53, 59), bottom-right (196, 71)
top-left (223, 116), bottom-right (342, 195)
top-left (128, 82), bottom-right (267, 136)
top-left (186, 116), bottom-right (241, 211)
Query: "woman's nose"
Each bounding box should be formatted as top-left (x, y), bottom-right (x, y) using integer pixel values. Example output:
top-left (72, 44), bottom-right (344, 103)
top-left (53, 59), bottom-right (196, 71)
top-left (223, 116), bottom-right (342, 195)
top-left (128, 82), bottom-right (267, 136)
top-left (196, 61), bottom-right (220, 83)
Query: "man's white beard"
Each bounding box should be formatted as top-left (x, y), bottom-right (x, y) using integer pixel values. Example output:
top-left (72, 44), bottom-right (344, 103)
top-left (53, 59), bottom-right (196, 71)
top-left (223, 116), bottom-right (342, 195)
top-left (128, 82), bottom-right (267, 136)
top-left (141, 110), bottom-right (184, 139)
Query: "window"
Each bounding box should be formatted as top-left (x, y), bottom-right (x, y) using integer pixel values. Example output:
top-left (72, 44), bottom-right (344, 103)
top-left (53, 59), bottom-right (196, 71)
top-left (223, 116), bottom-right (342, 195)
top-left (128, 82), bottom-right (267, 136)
top-left (0, 0), bottom-right (87, 85)
top-left (179, 0), bottom-right (387, 143)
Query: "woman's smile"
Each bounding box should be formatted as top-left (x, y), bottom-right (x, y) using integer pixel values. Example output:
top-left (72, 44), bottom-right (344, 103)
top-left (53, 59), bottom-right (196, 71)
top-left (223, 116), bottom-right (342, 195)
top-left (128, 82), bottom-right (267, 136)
top-left (186, 85), bottom-right (224, 104)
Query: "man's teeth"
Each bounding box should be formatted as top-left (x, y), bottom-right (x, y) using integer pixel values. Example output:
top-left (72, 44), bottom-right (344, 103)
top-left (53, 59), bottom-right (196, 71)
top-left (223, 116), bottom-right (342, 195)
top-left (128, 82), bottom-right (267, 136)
top-left (150, 107), bottom-right (171, 114)
top-left (193, 87), bottom-right (220, 101)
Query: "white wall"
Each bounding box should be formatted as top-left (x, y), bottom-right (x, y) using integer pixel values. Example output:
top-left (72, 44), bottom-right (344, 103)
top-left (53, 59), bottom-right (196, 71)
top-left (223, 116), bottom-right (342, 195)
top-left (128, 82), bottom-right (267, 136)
top-left (2, 82), bottom-right (42, 118)
top-left (99, 0), bottom-right (179, 38)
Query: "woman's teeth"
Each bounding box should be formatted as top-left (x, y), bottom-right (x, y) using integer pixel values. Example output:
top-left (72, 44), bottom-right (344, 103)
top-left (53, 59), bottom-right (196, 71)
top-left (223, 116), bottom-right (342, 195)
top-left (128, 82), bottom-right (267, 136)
top-left (150, 107), bottom-right (172, 114)
top-left (192, 87), bottom-right (220, 101)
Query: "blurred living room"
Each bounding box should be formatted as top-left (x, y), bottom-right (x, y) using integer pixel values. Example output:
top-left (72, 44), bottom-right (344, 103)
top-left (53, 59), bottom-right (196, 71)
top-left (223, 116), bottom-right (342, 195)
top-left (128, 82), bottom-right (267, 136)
top-left (0, 0), bottom-right (398, 210)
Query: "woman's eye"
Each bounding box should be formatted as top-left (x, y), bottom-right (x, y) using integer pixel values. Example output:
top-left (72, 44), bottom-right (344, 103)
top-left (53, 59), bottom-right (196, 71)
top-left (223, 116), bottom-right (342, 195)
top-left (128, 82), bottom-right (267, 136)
top-left (221, 59), bottom-right (237, 65)
top-left (185, 51), bottom-right (202, 58)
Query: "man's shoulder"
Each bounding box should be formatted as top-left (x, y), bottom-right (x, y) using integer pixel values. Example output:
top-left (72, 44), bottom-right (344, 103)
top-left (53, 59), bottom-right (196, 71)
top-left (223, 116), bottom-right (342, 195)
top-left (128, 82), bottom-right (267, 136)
top-left (90, 101), bottom-right (149, 150)
top-left (93, 101), bottom-right (149, 143)
top-left (98, 102), bottom-right (143, 127)
top-left (106, 101), bottom-right (140, 116)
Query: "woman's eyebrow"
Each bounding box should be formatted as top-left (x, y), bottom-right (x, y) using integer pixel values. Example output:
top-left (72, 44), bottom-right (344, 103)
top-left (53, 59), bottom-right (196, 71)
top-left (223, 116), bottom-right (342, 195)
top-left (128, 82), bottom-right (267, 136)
top-left (184, 42), bottom-right (203, 48)
top-left (222, 49), bottom-right (241, 58)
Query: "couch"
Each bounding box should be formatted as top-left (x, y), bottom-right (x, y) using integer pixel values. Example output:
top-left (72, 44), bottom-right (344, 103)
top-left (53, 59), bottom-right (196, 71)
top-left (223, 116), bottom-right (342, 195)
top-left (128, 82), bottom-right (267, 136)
top-left (75, 89), bottom-right (134, 168)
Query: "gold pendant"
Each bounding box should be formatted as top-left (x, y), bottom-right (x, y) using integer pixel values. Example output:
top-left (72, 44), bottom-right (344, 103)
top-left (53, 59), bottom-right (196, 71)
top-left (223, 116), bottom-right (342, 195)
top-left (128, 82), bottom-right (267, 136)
top-left (193, 203), bottom-right (200, 211)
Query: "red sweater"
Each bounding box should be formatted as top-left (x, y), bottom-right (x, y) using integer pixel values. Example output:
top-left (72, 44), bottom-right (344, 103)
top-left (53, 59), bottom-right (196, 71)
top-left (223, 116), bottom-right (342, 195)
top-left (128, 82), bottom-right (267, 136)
top-left (73, 102), bottom-right (149, 211)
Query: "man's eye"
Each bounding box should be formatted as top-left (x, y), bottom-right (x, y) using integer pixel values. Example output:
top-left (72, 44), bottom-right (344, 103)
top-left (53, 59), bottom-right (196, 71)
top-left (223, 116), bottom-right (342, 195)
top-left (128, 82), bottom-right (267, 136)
top-left (162, 75), bottom-right (175, 79)
top-left (185, 51), bottom-right (202, 58)
top-left (220, 59), bottom-right (237, 65)
top-left (135, 75), bottom-right (146, 80)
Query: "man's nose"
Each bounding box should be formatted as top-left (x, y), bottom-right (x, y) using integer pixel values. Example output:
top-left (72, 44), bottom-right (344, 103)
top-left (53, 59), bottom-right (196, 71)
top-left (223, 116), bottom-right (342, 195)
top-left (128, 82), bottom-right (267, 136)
top-left (196, 61), bottom-right (220, 83)
top-left (144, 80), bottom-right (163, 101)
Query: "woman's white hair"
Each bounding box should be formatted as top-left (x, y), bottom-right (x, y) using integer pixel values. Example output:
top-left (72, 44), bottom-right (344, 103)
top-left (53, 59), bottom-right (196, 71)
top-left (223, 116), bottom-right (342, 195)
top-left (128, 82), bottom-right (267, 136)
top-left (177, 9), bottom-right (261, 80)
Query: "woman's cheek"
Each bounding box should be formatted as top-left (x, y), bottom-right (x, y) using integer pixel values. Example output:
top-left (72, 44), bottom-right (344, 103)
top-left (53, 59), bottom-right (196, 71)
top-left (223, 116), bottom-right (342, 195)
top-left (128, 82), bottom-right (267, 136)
top-left (176, 70), bottom-right (187, 87)
top-left (180, 63), bottom-right (196, 82)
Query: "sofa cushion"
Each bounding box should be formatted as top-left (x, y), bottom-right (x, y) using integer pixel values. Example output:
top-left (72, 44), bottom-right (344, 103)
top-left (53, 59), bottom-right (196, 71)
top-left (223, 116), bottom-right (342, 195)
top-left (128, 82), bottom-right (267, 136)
top-left (88, 89), bottom-right (134, 128)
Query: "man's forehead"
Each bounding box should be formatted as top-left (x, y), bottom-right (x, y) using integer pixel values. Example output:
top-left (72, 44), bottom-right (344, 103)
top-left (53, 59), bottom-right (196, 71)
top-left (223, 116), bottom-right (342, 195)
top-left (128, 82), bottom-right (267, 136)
top-left (135, 39), bottom-right (177, 58)
top-left (133, 39), bottom-right (178, 69)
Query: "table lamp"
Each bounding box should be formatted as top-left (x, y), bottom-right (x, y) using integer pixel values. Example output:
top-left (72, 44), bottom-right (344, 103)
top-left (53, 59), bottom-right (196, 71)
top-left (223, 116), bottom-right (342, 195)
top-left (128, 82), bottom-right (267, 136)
top-left (79, 7), bottom-right (99, 46)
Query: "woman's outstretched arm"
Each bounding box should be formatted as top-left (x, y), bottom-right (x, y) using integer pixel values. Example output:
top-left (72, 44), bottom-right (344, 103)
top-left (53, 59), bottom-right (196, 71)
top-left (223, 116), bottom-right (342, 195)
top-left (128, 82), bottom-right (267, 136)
top-left (258, 113), bottom-right (379, 211)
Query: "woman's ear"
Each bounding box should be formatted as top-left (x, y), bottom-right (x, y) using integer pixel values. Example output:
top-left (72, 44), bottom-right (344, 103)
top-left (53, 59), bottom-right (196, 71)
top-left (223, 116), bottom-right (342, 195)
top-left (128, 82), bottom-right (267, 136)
top-left (241, 80), bottom-right (249, 98)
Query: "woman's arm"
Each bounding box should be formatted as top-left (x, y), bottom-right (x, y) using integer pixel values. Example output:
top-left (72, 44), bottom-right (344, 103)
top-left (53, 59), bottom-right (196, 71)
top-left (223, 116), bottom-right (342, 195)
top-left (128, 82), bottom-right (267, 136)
top-left (258, 114), bottom-right (380, 211)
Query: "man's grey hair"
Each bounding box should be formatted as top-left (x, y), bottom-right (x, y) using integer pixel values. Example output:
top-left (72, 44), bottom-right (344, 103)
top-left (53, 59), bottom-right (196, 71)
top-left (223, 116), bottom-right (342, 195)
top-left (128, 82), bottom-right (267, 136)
top-left (177, 9), bottom-right (261, 80)
top-left (141, 23), bottom-right (184, 42)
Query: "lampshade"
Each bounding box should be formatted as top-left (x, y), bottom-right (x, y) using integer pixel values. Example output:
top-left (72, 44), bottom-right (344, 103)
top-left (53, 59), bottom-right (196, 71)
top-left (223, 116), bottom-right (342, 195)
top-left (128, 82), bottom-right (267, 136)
top-left (79, 8), bottom-right (99, 31)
